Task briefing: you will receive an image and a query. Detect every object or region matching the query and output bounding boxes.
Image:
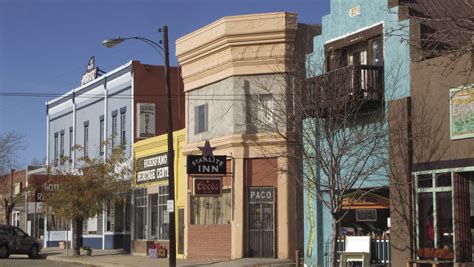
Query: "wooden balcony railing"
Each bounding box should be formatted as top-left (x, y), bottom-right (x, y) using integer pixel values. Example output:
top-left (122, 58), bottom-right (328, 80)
top-left (303, 65), bottom-right (384, 116)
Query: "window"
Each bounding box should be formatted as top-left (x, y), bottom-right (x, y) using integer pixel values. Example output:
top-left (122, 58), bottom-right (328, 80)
top-left (191, 189), bottom-right (231, 225)
top-left (149, 186), bottom-right (169, 240)
top-left (157, 185), bottom-right (169, 240)
top-left (69, 127), bottom-right (73, 162)
top-left (195, 104), bottom-right (208, 134)
top-left (112, 112), bottom-right (118, 148)
top-left (83, 121), bottom-right (89, 157)
top-left (370, 38), bottom-right (383, 66)
top-left (54, 133), bottom-right (58, 166)
top-left (257, 94), bottom-right (274, 124)
top-left (134, 188), bottom-right (147, 240)
top-left (416, 173), bottom-right (453, 251)
top-left (60, 131), bottom-right (64, 161)
top-left (99, 117), bottom-right (104, 155)
top-left (120, 111), bottom-right (126, 149)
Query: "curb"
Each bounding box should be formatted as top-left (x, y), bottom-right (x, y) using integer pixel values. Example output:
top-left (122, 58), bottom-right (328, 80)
top-left (47, 255), bottom-right (129, 267)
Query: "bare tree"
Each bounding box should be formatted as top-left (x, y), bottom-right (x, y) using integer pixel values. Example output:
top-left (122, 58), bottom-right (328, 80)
top-left (0, 131), bottom-right (25, 175)
top-left (389, 0), bottom-right (473, 81)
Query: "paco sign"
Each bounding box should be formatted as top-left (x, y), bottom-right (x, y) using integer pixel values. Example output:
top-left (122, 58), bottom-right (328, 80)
top-left (192, 177), bottom-right (222, 197)
top-left (248, 187), bottom-right (274, 203)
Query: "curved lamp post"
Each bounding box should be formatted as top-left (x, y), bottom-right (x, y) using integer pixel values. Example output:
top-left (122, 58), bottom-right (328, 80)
top-left (103, 26), bottom-right (176, 267)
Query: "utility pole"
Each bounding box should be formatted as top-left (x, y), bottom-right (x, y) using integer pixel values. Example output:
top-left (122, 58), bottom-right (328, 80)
top-left (9, 169), bottom-right (15, 225)
top-left (163, 25), bottom-right (176, 267)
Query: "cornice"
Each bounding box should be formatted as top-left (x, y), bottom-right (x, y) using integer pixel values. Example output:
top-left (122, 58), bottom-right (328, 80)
top-left (176, 12), bottom-right (298, 91)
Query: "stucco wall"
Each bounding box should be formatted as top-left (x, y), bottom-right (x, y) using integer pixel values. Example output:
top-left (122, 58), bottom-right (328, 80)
top-left (303, 1), bottom-right (411, 266)
top-left (187, 74), bottom-right (288, 144)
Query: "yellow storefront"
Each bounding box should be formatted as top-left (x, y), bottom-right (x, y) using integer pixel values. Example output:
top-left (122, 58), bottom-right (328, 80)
top-left (131, 129), bottom-right (186, 258)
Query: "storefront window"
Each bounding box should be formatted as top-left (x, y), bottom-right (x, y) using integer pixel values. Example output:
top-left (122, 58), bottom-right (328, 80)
top-left (418, 192), bottom-right (434, 248)
top-left (436, 191), bottom-right (453, 248)
top-left (416, 173), bottom-right (453, 251)
top-left (158, 185), bottom-right (169, 240)
top-left (191, 189), bottom-right (231, 225)
top-left (134, 188), bottom-right (147, 240)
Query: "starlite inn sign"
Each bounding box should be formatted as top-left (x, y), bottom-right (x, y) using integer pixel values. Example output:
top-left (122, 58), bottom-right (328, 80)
top-left (187, 140), bottom-right (226, 175)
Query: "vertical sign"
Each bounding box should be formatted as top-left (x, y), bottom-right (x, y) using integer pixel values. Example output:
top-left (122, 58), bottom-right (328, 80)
top-left (80, 56), bottom-right (98, 86)
top-left (137, 103), bottom-right (156, 139)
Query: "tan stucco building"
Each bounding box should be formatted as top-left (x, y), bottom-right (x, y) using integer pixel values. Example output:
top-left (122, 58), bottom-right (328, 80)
top-left (176, 12), bottom-right (319, 260)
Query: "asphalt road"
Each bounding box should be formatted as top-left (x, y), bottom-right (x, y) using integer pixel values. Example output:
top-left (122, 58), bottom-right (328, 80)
top-left (0, 255), bottom-right (88, 267)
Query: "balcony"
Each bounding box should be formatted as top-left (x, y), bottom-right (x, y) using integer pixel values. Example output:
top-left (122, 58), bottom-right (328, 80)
top-left (303, 65), bottom-right (384, 116)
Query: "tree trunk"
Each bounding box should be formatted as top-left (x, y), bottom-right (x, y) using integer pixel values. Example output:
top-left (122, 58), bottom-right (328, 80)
top-left (73, 218), bottom-right (83, 256)
top-left (331, 217), bottom-right (339, 267)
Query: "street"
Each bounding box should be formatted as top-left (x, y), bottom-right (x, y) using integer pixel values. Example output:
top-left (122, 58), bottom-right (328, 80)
top-left (0, 254), bottom-right (88, 267)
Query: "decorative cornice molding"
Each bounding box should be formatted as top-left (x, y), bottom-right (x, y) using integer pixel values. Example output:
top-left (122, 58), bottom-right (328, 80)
top-left (176, 12), bottom-right (298, 91)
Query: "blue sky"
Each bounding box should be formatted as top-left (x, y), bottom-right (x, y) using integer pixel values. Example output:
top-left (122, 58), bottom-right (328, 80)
top-left (0, 0), bottom-right (329, 166)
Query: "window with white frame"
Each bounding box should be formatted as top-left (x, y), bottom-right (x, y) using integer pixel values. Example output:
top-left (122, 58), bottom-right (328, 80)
top-left (416, 172), bottom-right (453, 251)
top-left (60, 131), bottom-right (64, 161)
top-left (69, 127), bottom-right (73, 162)
top-left (195, 104), bottom-right (208, 134)
top-left (54, 133), bottom-right (58, 166)
top-left (134, 188), bottom-right (147, 240)
top-left (99, 117), bottom-right (104, 155)
top-left (257, 94), bottom-right (274, 124)
top-left (120, 111), bottom-right (126, 149)
top-left (112, 112), bottom-right (118, 148)
top-left (83, 122), bottom-right (89, 157)
top-left (157, 185), bottom-right (169, 240)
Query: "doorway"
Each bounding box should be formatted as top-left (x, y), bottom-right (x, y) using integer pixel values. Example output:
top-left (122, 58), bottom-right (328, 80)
top-left (247, 187), bottom-right (275, 258)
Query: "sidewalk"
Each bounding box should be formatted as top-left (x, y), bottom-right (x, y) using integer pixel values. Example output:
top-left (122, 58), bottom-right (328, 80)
top-left (42, 248), bottom-right (295, 267)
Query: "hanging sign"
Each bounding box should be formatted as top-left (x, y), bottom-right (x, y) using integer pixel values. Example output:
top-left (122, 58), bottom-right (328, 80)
top-left (137, 103), bottom-right (156, 139)
top-left (193, 177), bottom-right (222, 196)
top-left (135, 153), bottom-right (168, 184)
top-left (186, 140), bottom-right (226, 175)
top-left (80, 56), bottom-right (99, 86)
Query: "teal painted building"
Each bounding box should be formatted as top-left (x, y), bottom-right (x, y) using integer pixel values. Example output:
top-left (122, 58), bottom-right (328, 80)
top-left (303, 0), bottom-right (411, 265)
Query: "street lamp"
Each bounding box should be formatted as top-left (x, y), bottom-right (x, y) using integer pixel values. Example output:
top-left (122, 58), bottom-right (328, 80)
top-left (103, 26), bottom-right (176, 267)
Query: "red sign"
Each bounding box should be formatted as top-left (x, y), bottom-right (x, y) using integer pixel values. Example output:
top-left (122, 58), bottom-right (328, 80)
top-left (192, 177), bottom-right (222, 196)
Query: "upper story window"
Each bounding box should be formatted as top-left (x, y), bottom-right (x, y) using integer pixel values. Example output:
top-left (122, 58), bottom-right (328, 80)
top-left (257, 94), bottom-right (274, 125)
top-left (120, 107), bottom-right (126, 149)
top-left (325, 25), bottom-right (383, 72)
top-left (54, 132), bottom-right (58, 166)
top-left (83, 121), bottom-right (89, 157)
top-left (69, 127), bottom-right (73, 162)
top-left (99, 116), bottom-right (104, 155)
top-left (195, 104), bottom-right (208, 134)
top-left (112, 111), bottom-right (118, 148)
top-left (60, 130), bottom-right (65, 160)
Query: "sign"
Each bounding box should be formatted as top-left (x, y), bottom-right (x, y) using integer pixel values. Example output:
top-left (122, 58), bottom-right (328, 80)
top-left (187, 155), bottom-right (226, 175)
top-left (80, 56), bottom-right (98, 86)
top-left (137, 103), bottom-right (156, 139)
top-left (187, 140), bottom-right (226, 175)
top-left (192, 177), bottom-right (222, 196)
top-left (356, 209), bottom-right (377, 222)
top-left (136, 153), bottom-right (168, 184)
top-left (167, 200), bottom-right (174, 213)
top-left (248, 187), bottom-right (274, 203)
top-left (36, 183), bottom-right (60, 202)
top-left (450, 85), bottom-right (474, 140)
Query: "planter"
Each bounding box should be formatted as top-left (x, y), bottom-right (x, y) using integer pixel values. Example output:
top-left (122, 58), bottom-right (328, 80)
top-left (81, 247), bottom-right (93, 256)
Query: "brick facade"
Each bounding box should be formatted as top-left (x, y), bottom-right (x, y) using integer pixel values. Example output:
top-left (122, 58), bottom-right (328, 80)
top-left (187, 224), bottom-right (231, 259)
